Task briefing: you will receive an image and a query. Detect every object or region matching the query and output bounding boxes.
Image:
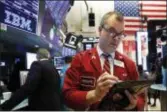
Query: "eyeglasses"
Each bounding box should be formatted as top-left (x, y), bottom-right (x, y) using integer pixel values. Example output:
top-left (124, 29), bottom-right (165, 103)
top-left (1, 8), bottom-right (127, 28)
top-left (102, 25), bottom-right (126, 39)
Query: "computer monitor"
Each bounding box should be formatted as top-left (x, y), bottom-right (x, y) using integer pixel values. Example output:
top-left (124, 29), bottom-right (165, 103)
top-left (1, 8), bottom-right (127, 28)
top-left (54, 57), bottom-right (64, 69)
top-left (26, 52), bottom-right (37, 69)
top-left (85, 44), bottom-right (93, 50)
top-left (83, 43), bottom-right (94, 50)
top-left (62, 46), bottom-right (76, 57)
top-left (0, 62), bottom-right (5, 67)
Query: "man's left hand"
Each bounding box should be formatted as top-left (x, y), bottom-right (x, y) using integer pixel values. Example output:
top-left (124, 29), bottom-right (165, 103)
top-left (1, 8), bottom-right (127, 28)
top-left (124, 90), bottom-right (137, 110)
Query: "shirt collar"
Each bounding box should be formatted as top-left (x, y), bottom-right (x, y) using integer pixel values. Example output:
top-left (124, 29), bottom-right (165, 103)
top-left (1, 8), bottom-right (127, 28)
top-left (96, 44), bottom-right (115, 58)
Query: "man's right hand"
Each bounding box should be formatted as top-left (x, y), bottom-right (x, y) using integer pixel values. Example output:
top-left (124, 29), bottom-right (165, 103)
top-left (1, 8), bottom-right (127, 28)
top-left (86, 72), bottom-right (119, 105)
top-left (94, 72), bottom-right (119, 101)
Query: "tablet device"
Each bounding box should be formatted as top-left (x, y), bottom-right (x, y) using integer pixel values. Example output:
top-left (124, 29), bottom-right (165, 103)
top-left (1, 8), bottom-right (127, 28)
top-left (98, 80), bottom-right (154, 110)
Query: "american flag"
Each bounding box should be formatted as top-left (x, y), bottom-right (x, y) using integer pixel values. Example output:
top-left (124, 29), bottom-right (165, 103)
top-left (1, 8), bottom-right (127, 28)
top-left (114, 1), bottom-right (167, 35)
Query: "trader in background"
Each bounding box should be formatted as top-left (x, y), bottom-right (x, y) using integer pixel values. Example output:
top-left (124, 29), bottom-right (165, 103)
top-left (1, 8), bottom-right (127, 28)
top-left (162, 55), bottom-right (167, 87)
top-left (0, 48), bottom-right (62, 111)
top-left (63, 11), bottom-right (145, 111)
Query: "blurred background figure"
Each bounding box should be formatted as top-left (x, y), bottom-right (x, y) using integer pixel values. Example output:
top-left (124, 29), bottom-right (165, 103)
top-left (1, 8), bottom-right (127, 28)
top-left (162, 55), bottom-right (167, 87)
top-left (0, 48), bottom-right (62, 111)
top-left (155, 53), bottom-right (163, 84)
top-left (7, 61), bottom-right (24, 92)
top-left (137, 65), bottom-right (148, 80)
top-left (60, 56), bottom-right (73, 111)
top-left (147, 65), bottom-right (157, 106)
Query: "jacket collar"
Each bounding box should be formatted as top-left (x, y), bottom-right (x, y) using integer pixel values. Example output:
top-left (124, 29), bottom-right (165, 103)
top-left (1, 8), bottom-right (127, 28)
top-left (88, 48), bottom-right (124, 74)
top-left (89, 48), bottom-right (102, 73)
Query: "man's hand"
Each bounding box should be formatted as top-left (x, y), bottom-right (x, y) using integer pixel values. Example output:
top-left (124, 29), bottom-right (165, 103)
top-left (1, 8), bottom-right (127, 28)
top-left (124, 90), bottom-right (137, 110)
top-left (94, 72), bottom-right (119, 101)
top-left (86, 72), bottom-right (119, 105)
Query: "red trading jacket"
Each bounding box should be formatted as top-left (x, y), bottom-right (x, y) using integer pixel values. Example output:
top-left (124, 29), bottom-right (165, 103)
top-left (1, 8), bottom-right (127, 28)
top-left (62, 48), bottom-right (145, 111)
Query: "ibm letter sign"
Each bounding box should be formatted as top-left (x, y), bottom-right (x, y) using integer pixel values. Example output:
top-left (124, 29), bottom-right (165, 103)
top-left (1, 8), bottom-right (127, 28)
top-left (0, 2), bottom-right (37, 33)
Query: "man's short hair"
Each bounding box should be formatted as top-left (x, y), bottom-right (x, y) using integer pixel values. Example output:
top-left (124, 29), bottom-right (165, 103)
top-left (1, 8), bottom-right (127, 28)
top-left (100, 11), bottom-right (124, 28)
top-left (37, 48), bottom-right (50, 60)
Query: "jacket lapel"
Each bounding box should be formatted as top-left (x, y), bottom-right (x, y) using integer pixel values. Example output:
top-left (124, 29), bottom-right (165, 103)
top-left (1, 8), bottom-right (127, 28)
top-left (114, 51), bottom-right (124, 77)
top-left (89, 48), bottom-right (102, 74)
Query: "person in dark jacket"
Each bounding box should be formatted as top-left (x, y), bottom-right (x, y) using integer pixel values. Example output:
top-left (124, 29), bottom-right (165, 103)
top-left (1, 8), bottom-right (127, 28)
top-left (147, 65), bottom-right (157, 106)
top-left (162, 55), bottom-right (167, 87)
top-left (0, 48), bottom-right (62, 111)
top-left (7, 61), bottom-right (24, 92)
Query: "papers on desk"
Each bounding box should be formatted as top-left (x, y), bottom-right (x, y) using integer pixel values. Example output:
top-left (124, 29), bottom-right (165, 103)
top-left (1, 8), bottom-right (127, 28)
top-left (12, 99), bottom-right (28, 110)
top-left (0, 99), bottom-right (5, 104)
top-left (1, 99), bottom-right (28, 110)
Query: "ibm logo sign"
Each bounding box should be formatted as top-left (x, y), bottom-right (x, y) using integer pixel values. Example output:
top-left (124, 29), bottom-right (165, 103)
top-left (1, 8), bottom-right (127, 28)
top-left (4, 10), bottom-right (32, 31)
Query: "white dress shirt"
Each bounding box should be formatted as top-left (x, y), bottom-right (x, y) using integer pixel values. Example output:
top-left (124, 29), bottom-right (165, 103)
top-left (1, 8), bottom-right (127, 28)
top-left (96, 44), bottom-right (115, 76)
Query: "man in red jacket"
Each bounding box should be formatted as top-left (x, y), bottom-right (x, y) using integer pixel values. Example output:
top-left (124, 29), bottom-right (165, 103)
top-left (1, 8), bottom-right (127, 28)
top-left (63, 11), bottom-right (145, 111)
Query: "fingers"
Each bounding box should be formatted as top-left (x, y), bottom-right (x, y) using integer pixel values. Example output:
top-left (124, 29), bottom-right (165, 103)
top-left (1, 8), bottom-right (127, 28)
top-left (97, 72), bottom-right (119, 82)
top-left (125, 90), bottom-right (137, 102)
top-left (97, 80), bottom-right (116, 92)
top-left (97, 72), bottom-right (119, 90)
top-left (124, 90), bottom-right (137, 110)
top-left (94, 72), bottom-right (120, 100)
top-left (113, 93), bottom-right (123, 101)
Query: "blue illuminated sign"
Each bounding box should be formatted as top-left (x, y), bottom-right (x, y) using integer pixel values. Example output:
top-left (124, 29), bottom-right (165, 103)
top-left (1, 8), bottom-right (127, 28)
top-left (0, 0), bottom-right (38, 33)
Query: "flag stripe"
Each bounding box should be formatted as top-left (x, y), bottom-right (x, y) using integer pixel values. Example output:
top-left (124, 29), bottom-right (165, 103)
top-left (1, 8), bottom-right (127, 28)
top-left (142, 7), bottom-right (166, 10)
top-left (140, 10), bottom-right (167, 13)
top-left (140, 12), bottom-right (166, 16)
top-left (125, 25), bottom-right (147, 28)
top-left (140, 15), bottom-right (166, 18)
top-left (147, 17), bottom-right (166, 20)
top-left (125, 19), bottom-right (140, 22)
top-left (140, 4), bottom-right (166, 7)
top-left (139, 1), bottom-right (166, 5)
top-left (125, 27), bottom-right (147, 31)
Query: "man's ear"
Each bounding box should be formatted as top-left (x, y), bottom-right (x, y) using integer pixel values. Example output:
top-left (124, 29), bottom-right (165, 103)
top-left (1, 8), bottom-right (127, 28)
top-left (99, 26), bottom-right (102, 32)
top-left (98, 26), bottom-right (102, 36)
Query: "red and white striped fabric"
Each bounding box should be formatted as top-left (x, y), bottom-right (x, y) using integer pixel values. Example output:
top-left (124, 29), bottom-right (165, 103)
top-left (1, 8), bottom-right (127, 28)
top-left (124, 1), bottom-right (166, 35)
top-left (140, 1), bottom-right (167, 20)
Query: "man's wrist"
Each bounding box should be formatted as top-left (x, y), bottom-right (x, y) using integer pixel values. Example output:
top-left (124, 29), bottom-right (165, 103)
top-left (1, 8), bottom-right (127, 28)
top-left (86, 90), bottom-right (101, 105)
top-left (124, 105), bottom-right (137, 111)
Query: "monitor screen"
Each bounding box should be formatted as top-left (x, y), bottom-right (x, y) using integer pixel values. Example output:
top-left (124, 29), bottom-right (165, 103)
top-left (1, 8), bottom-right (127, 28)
top-left (54, 57), bottom-right (64, 69)
top-left (26, 52), bottom-right (37, 69)
top-left (0, 62), bottom-right (5, 67)
top-left (85, 44), bottom-right (93, 50)
top-left (41, 1), bottom-right (70, 56)
top-left (62, 46), bottom-right (76, 57)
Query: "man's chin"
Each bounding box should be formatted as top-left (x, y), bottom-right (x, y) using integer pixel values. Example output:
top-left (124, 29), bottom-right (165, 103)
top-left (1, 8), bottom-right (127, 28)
top-left (107, 49), bottom-right (115, 54)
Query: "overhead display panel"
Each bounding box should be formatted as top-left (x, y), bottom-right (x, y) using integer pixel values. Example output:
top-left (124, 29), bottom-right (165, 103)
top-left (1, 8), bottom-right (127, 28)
top-left (45, 1), bottom-right (70, 28)
top-left (0, 0), bottom-right (39, 33)
top-left (41, 1), bottom-right (72, 56)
